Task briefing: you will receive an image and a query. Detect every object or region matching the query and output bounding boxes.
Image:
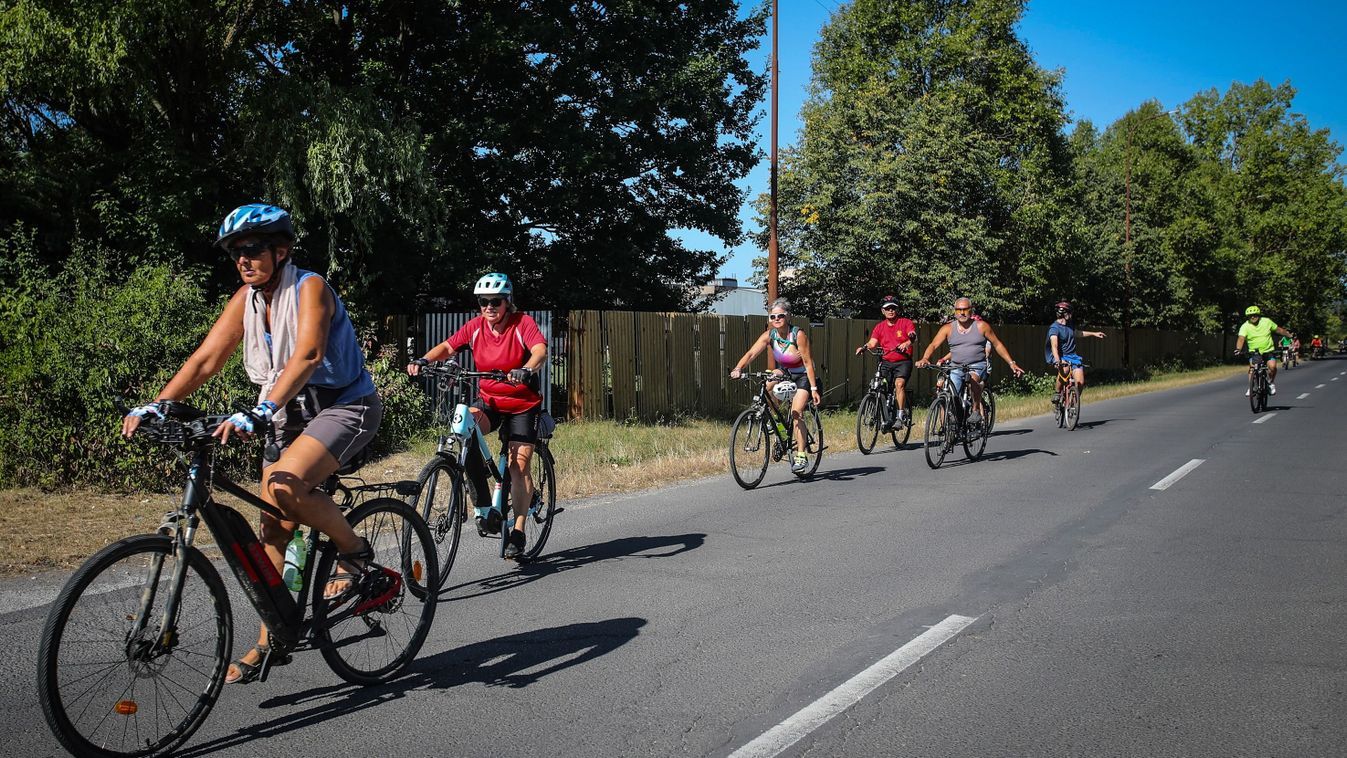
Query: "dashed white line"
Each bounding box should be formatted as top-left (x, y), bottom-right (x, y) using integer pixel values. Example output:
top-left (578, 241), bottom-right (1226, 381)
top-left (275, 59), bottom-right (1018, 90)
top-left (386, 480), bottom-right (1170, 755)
top-left (1253, 412), bottom-right (1277, 424)
top-left (728, 614), bottom-right (978, 758)
top-left (1150, 459), bottom-right (1205, 491)
top-left (1297, 393), bottom-right (1310, 399)
top-left (1333, 377), bottom-right (1340, 382)
top-left (1316, 384), bottom-right (1327, 389)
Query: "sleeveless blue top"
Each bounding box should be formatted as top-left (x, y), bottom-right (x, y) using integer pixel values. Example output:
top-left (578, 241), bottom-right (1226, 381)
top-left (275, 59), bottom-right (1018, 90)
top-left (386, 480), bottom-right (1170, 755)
top-left (263, 270), bottom-right (375, 405)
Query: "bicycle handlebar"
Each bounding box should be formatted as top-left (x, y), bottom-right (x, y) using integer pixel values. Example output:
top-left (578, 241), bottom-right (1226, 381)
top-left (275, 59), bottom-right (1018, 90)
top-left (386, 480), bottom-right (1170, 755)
top-left (413, 359), bottom-right (511, 383)
top-left (120, 398), bottom-right (273, 449)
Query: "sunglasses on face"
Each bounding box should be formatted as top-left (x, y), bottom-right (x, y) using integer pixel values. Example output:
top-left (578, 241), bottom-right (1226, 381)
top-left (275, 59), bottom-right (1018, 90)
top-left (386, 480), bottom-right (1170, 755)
top-left (478, 297), bottom-right (506, 308)
top-left (954, 307), bottom-right (972, 314)
top-left (768, 313), bottom-right (788, 320)
top-left (229, 241), bottom-right (272, 260)
top-left (881, 305), bottom-right (898, 312)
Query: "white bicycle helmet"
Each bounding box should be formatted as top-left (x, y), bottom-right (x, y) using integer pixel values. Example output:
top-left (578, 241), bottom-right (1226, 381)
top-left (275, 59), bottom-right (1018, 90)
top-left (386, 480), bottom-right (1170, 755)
top-left (474, 272), bottom-right (513, 297)
top-left (772, 381), bottom-right (799, 401)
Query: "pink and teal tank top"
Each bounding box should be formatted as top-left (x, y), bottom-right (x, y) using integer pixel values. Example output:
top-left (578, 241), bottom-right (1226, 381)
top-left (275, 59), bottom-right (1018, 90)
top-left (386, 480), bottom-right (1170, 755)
top-left (771, 326), bottom-right (805, 371)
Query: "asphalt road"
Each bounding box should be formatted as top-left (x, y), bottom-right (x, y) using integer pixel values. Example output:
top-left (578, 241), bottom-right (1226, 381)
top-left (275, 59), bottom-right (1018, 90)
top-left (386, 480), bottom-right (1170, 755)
top-left (4, 357), bottom-right (1345, 757)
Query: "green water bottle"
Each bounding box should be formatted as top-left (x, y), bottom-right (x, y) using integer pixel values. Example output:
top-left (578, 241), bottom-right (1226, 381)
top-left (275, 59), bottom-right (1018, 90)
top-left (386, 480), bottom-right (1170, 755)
top-left (282, 530), bottom-right (307, 592)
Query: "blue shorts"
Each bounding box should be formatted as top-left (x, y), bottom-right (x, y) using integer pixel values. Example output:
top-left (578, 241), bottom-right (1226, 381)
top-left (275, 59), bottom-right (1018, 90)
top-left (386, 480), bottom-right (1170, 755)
top-left (1050, 353), bottom-right (1084, 368)
top-left (949, 361), bottom-right (989, 397)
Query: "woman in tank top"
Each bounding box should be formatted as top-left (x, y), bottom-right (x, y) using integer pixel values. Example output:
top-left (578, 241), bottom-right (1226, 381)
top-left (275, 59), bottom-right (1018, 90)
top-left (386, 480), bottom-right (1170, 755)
top-left (729, 298), bottom-right (821, 473)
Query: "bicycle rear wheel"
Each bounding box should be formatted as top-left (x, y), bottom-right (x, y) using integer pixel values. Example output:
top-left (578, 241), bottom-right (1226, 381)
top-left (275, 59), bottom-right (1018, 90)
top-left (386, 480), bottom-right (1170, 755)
top-left (38, 535), bottom-right (231, 758)
top-left (415, 455), bottom-right (464, 591)
top-left (519, 444), bottom-right (557, 562)
top-left (1065, 384), bottom-right (1081, 431)
top-left (796, 404), bottom-right (824, 478)
top-left (313, 498), bottom-right (438, 685)
top-left (924, 397), bottom-right (951, 469)
top-left (856, 394), bottom-right (879, 454)
top-left (982, 388), bottom-right (997, 434)
top-left (730, 408), bottom-right (770, 489)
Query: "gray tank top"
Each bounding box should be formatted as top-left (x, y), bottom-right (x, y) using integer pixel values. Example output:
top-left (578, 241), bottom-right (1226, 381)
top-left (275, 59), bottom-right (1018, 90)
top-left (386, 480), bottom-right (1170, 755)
top-left (948, 321), bottom-right (988, 364)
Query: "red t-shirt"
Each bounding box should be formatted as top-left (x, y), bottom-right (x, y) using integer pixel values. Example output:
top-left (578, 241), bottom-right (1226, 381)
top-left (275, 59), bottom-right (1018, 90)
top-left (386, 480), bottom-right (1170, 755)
top-left (871, 318), bottom-right (917, 362)
top-left (445, 313), bottom-right (546, 413)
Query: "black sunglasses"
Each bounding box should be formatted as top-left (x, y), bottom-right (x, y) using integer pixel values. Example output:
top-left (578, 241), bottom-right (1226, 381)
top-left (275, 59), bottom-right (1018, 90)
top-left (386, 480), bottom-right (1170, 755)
top-left (881, 305), bottom-right (898, 311)
top-left (228, 241), bottom-right (272, 260)
top-left (478, 297), bottom-right (506, 308)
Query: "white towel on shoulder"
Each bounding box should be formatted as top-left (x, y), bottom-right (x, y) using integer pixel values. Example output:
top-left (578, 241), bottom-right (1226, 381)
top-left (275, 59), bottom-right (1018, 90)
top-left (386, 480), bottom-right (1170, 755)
top-left (242, 262), bottom-right (299, 429)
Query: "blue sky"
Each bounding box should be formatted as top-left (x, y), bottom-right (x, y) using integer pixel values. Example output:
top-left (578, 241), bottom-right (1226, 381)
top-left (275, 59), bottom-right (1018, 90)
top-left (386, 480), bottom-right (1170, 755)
top-left (690, 0), bottom-right (1347, 283)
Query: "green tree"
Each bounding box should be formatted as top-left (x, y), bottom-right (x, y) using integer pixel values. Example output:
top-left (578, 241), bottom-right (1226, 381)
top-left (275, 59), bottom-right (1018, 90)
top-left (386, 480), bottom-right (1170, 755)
top-left (757, 0), bottom-right (1077, 322)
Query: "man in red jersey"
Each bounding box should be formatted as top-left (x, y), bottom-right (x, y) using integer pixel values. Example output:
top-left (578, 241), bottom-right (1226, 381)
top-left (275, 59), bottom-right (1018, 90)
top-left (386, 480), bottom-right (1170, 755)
top-left (855, 295), bottom-right (918, 429)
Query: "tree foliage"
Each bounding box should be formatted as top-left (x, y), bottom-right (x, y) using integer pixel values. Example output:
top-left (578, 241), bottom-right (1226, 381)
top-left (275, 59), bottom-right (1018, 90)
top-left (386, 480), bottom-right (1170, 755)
top-left (761, 1), bottom-right (1347, 335)
top-left (0, 0), bottom-right (768, 313)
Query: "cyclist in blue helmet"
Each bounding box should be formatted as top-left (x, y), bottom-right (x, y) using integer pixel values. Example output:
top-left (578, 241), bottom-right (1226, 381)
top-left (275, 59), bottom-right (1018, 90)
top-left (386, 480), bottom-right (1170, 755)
top-left (122, 203), bottom-right (384, 684)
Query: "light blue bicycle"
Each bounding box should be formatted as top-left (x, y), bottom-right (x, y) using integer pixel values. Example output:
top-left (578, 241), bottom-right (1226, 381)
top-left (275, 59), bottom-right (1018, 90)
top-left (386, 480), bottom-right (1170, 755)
top-left (411, 360), bottom-right (558, 589)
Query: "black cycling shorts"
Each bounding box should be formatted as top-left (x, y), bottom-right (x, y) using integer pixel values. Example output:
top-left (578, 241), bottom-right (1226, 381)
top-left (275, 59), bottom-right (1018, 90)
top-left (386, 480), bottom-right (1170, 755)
top-left (470, 400), bottom-right (541, 445)
top-left (878, 360), bottom-right (913, 381)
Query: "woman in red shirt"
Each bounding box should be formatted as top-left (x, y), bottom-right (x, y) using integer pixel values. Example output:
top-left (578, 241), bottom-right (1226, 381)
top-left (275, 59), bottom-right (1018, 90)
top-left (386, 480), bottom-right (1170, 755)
top-left (409, 273), bottom-right (547, 560)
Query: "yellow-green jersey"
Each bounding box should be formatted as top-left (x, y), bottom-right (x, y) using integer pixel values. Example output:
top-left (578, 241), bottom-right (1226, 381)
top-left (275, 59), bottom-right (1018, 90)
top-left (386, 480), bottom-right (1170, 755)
top-left (1238, 318), bottom-right (1279, 354)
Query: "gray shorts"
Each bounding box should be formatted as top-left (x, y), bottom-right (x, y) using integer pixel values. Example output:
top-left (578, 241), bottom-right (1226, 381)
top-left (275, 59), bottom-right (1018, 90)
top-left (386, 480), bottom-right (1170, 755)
top-left (278, 391), bottom-right (383, 465)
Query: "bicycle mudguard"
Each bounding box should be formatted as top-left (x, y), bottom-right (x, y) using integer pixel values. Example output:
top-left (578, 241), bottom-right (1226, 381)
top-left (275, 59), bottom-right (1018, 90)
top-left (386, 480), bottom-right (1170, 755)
top-left (200, 501), bottom-right (301, 645)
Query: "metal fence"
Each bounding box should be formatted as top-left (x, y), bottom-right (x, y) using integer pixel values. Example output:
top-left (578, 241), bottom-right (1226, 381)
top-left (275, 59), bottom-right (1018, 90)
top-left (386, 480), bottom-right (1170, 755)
top-left (566, 310), bottom-right (1228, 421)
top-left (416, 311), bottom-right (558, 415)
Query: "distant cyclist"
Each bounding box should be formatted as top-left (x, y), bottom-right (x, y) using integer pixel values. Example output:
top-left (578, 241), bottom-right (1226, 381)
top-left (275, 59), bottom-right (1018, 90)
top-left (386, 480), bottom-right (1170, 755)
top-left (1310, 335), bottom-right (1325, 359)
top-left (1045, 301), bottom-right (1105, 408)
top-left (854, 295), bottom-right (917, 429)
top-left (1277, 333), bottom-right (1294, 366)
top-left (408, 273), bottom-right (547, 560)
top-left (916, 297), bottom-right (1024, 424)
top-left (1234, 306), bottom-right (1292, 395)
top-left (730, 298), bottom-right (821, 473)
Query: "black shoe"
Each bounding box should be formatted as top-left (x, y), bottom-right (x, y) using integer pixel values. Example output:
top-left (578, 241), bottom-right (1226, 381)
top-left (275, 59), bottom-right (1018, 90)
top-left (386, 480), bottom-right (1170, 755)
top-left (476, 510), bottom-right (502, 538)
top-left (503, 529), bottom-right (526, 560)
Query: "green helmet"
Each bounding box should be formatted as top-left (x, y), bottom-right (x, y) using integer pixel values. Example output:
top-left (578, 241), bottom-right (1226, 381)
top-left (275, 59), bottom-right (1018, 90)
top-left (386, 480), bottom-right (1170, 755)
top-left (1244, 305), bottom-right (1261, 316)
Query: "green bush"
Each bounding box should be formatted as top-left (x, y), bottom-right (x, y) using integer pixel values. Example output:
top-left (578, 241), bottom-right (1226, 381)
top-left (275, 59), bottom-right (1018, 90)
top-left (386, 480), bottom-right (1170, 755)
top-left (0, 227), bottom-right (432, 491)
top-left (0, 229), bottom-right (257, 490)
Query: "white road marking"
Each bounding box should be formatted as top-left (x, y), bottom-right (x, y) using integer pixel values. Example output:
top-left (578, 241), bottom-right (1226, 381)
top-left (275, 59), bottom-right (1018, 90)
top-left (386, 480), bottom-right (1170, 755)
top-left (1316, 384), bottom-right (1327, 389)
top-left (1333, 377), bottom-right (1340, 382)
top-left (1253, 413), bottom-right (1277, 424)
top-left (729, 614), bottom-right (978, 758)
top-left (1150, 459), bottom-right (1205, 491)
top-left (1297, 393), bottom-right (1310, 399)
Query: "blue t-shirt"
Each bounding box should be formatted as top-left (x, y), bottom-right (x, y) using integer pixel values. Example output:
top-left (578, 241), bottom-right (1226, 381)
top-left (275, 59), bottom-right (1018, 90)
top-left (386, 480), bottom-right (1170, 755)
top-left (1045, 322), bottom-right (1077, 364)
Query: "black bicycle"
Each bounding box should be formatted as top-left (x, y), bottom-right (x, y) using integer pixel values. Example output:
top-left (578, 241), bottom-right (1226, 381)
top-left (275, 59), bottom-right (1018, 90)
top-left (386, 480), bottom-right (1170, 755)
top-left (729, 372), bottom-right (824, 489)
top-left (37, 402), bottom-right (438, 757)
top-left (411, 361), bottom-right (558, 588)
top-left (1240, 349), bottom-right (1272, 413)
top-left (921, 363), bottom-right (992, 469)
top-left (856, 348), bottom-right (912, 454)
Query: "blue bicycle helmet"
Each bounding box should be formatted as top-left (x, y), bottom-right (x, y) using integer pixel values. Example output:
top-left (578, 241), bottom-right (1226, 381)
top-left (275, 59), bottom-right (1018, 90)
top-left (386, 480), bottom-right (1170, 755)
top-left (216, 204), bottom-right (296, 249)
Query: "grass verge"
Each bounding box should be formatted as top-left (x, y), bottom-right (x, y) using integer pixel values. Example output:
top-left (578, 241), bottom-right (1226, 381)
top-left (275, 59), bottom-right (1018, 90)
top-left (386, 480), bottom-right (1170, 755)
top-left (0, 363), bottom-right (1243, 577)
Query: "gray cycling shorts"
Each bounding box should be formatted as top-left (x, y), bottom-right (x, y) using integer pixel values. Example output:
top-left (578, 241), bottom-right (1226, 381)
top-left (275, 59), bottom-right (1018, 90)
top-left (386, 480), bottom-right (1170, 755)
top-left (278, 392), bottom-right (383, 466)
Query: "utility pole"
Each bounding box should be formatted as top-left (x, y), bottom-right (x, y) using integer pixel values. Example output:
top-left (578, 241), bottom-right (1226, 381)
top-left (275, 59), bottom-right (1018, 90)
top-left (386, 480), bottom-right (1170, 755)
top-left (767, 0), bottom-right (779, 307)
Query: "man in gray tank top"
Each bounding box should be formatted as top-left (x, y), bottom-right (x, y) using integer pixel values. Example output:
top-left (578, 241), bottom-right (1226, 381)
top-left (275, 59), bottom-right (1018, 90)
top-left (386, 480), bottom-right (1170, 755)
top-left (917, 297), bottom-right (1025, 422)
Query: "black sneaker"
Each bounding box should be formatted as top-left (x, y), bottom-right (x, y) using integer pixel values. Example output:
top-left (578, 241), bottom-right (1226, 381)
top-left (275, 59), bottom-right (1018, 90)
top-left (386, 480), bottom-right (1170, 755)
top-left (503, 529), bottom-right (526, 561)
top-left (476, 509), bottom-right (502, 538)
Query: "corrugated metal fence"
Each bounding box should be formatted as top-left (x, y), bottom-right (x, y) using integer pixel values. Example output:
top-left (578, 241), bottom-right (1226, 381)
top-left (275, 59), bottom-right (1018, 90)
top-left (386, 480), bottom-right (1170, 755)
top-left (567, 310), bottom-right (1227, 421)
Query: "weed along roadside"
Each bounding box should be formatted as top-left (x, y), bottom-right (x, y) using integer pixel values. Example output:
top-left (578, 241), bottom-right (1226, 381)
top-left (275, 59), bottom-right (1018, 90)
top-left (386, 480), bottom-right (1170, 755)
top-left (1, 364), bottom-right (1243, 578)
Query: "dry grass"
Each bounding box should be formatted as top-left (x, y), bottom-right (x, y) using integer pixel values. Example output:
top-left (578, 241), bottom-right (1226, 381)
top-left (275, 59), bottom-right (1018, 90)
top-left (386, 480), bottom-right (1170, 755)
top-left (0, 364), bottom-right (1243, 577)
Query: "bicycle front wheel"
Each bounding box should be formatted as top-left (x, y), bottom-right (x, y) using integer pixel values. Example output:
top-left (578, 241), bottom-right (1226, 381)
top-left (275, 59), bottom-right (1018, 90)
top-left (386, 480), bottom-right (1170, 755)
top-left (1248, 373), bottom-right (1260, 413)
top-left (982, 388), bottom-right (997, 434)
top-left (520, 444), bottom-right (557, 562)
top-left (1065, 384), bottom-right (1081, 431)
top-left (415, 454), bottom-right (464, 590)
top-left (924, 397), bottom-right (951, 469)
top-left (729, 408), bottom-right (770, 489)
top-left (795, 404), bottom-right (824, 478)
top-left (856, 394), bottom-right (879, 454)
top-left (38, 535), bottom-right (231, 758)
top-left (313, 498), bottom-right (438, 685)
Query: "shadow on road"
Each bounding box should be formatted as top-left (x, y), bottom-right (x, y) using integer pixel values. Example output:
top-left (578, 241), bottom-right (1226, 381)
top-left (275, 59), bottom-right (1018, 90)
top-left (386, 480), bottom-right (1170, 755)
top-left (1071, 417), bottom-right (1131, 430)
top-left (988, 428), bottom-right (1032, 438)
top-left (759, 465), bottom-right (886, 488)
top-left (440, 533), bottom-right (706, 602)
top-left (178, 617), bottom-right (647, 757)
top-left (944, 447), bottom-right (1059, 466)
